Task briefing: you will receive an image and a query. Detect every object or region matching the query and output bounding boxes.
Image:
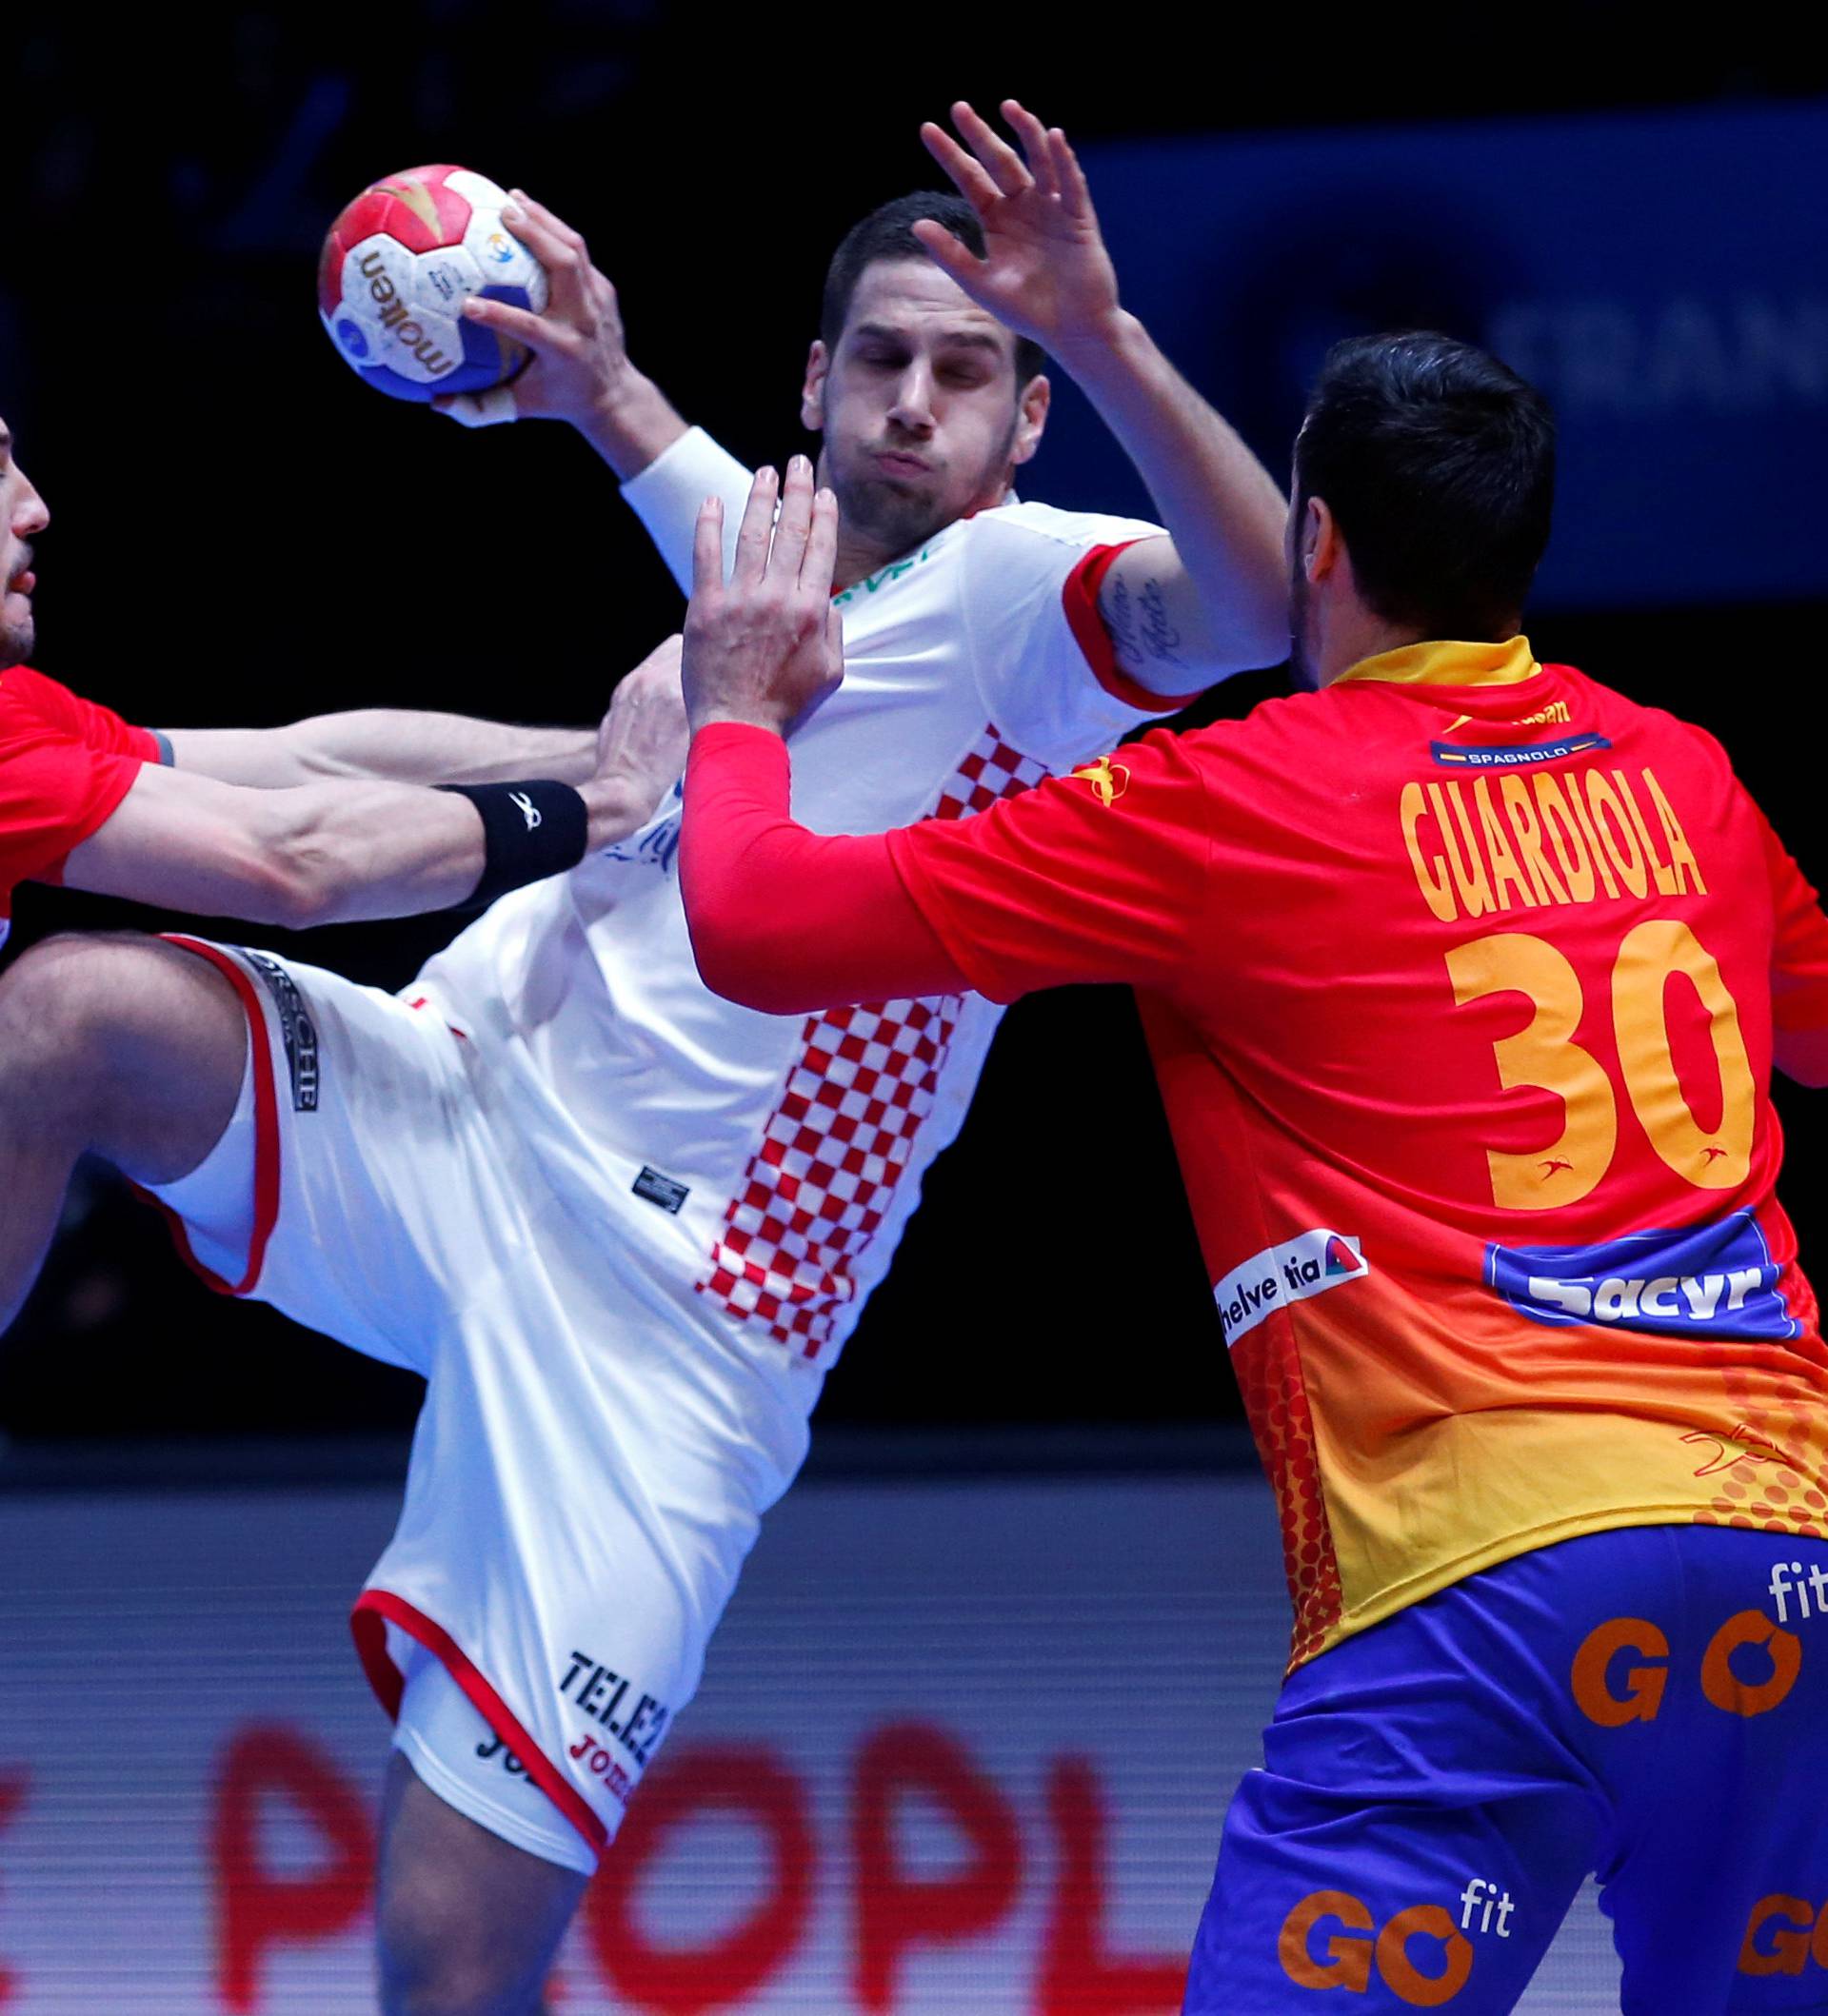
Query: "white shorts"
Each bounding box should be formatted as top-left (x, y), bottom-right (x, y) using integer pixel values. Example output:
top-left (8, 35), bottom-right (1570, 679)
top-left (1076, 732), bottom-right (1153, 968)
top-left (392, 1645), bottom-right (596, 1875)
top-left (145, 937), bottom-right (816, 1868)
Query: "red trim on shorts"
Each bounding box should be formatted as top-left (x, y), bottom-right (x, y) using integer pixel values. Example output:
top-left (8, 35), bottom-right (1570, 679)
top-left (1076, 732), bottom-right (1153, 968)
top-left (1061, 541), bottom-right (1204, 715)
top-left (351, 1590), bottom-right (610, 1858)
top-left (133, 937), bottom-right (282, 1298)
top-left (407, 996), bottom-right (468, 1042)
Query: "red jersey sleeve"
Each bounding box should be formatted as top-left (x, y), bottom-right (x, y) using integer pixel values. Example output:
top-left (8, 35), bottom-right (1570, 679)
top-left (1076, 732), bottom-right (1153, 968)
top-left (1756, 798), bottom-right (1828, 1086)
top-left (8, 666), bottom-right (163, 763)
top-left (886, 728), bottom-right (1211, 1004)
top-left (1059, 542), bottom-right (1205, 716)
top-left (682, 724), bottom-right (965, 1013)
top-left (0, 668), bottom-right (154, 893)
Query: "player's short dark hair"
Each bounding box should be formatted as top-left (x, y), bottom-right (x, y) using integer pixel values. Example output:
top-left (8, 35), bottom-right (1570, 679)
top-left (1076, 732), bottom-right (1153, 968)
top-left (821, 192), bottom-right (1046, 388)
top-left (1294, 332), bottom-right (1556, 640)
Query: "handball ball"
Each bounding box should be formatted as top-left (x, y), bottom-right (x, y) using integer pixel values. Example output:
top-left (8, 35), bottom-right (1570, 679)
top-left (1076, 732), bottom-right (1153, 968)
top-left (317, 166), bottom-right (548, 403)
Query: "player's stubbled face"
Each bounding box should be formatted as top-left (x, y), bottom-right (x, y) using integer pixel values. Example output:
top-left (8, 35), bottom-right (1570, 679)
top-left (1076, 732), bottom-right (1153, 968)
top-left (809, 262), bottom-right (1033, 563)
top-left (0, 421), bottom-right (49, 671)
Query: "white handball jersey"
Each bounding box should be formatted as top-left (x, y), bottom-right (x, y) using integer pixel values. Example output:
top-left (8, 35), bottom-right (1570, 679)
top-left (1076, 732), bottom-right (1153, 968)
top-left (416, 427), bottom-right (1181, 1364)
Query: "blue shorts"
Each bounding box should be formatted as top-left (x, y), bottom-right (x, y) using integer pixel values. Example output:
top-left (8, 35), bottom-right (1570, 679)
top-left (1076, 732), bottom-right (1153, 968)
top-left (1184, 1524), bottom-right (1828, 2014)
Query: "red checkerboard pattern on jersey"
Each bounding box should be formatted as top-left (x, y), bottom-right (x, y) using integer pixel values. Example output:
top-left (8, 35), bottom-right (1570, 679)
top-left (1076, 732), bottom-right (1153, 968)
top-left (697, 725), bottom-right (1047, 1355)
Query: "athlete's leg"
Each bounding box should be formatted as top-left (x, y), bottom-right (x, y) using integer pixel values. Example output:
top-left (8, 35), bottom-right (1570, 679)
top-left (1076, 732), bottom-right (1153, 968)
top-left (1583, 1527), bottom-right (1828, 2014)
top-left (1187, 1769), bottom-right (1592, 2010)
top-left (0, 932), bottom-right (245, 1331)
top-left (375, 1752), bottom-right (586, 2016)
top-left (1183, 1552), bottom-right (1610, 2013)
top-left (358, 1228), bottom-right (787, 2016)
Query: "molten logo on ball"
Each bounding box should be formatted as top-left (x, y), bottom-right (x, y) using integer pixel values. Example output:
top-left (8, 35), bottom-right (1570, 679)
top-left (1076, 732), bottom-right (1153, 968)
top-left (316, 164), bottom-right (550, 405)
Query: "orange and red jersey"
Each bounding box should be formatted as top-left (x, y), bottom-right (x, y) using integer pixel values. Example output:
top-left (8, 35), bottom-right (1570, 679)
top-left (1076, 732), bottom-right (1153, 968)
top-left (0, 666), bottom-right (158, 946)
top-left (683, 637), bottom-right (1828, 1670)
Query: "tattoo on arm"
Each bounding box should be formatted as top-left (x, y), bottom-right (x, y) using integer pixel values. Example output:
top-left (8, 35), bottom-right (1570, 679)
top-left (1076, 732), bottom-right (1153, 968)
top-left (1104, 570), bottom-right (1187, 674)
top-left (1136, 579), bottom-right (1185, 670)
top-left (1105, 573), bottom-right (1142, 664)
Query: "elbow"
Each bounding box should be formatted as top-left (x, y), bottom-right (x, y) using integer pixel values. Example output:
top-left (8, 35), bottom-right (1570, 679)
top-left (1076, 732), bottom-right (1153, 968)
top-left (252, 820), bottom-right (348, 930)
top-left (256, 860), bottom-right (341, 931)
top-left (1215, 552), bottom-right (1293, 676)
top-left (1228, 584), bottom-right (1292, 675)
top-left (690, 938), bottom-right (782, 1014)
top-left (1777, 1039), bottom-right (1828, 1091)
top-left (203, 853), bottom-right (333, 931)
top-left (680, 849), bottom-right (793, 1012)
top-left (686, 909), bottom-right (805, 1015)
top-left (270, 874), bottom-right (341, 932)
top-left (1179, 597), bottom-right (1289, 686)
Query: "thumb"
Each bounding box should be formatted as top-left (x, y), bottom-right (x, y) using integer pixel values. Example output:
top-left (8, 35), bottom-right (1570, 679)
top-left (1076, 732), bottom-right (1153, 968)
top-left (433, 385), bottom-right (520, 428)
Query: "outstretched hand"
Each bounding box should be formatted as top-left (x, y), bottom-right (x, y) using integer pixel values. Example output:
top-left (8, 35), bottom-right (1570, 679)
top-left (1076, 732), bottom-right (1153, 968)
top-left (682, 459), bottom-right (844, 738)
top-left (913, 100), bottom-right (1121, 358)
top-left (594, 633), bottom-right (689, 827)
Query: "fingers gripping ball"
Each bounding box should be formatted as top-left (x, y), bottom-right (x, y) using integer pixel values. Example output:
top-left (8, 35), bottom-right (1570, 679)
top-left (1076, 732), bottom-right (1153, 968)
top-left (316, 166), bottom-right (548, 403)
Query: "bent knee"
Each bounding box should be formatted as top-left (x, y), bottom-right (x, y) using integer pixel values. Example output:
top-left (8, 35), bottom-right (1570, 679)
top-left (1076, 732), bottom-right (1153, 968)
top-left (0, 934), bottom-right (139, 1087)
top-left (0, 933), bottom-right (248, 1169)
top-left (0, 932), bottom-right (195, 1058)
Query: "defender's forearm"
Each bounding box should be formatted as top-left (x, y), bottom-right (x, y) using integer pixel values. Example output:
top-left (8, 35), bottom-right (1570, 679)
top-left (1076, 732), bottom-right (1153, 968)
top-left (274, 781), bottom-right (487, 923)
top-left (165, 712), bottom-right (598, 790)
top-left (264, 769), bottom-right (650, 925)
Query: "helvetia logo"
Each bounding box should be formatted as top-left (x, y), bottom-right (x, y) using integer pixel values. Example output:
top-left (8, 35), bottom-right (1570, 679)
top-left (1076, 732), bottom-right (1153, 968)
top-left (1213, 1229), bottom-right (1368, 1348)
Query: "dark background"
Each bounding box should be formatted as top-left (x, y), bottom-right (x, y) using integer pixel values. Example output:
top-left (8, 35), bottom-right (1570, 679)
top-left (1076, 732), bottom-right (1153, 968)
top-left (4, 10), bottom-right (1825, 1449)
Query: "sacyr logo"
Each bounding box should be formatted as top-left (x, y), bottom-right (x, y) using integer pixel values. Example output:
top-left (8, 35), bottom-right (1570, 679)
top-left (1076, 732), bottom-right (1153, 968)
top-left (1213, 1230), bottom-right (1367, 1348)
top-left (484, 229), bottom-right (517, 265)
top-left (1484, 1213), bottom-right (1798, 1343)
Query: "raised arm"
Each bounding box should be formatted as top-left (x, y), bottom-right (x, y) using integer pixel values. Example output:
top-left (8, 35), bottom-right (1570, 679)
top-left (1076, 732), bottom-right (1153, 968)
top-left (916, 101), bottom-right (1289, 690)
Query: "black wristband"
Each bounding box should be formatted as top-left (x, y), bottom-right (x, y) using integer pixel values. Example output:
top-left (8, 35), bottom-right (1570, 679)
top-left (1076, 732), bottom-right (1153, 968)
top-left (437, 781), bottom-right (589, 906)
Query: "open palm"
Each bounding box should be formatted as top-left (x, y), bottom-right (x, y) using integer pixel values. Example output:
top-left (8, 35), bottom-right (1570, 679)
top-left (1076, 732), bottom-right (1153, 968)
top-left (914, 100), bottom-right (1122, 354)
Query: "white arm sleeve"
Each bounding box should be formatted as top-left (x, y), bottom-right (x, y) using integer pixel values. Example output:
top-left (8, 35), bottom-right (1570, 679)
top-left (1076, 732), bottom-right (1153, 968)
top-left (959, 502), bottom-right (1173, 770)
top-left (620, 426), bottom-right (754, 597)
